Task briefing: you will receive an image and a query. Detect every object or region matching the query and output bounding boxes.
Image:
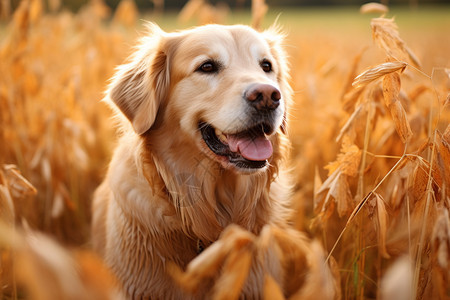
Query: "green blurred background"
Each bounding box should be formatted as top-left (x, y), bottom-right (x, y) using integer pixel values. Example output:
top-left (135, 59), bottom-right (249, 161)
top-left (5, 0), bottom-right (450, 13)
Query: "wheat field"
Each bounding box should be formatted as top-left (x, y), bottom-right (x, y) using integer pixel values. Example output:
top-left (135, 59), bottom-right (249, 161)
top-left (0, 0), bottom-right (449, 299)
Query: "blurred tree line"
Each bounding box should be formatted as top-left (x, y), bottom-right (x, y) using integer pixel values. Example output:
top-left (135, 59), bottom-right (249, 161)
top-left (6, 0), bottom-right (449, 14)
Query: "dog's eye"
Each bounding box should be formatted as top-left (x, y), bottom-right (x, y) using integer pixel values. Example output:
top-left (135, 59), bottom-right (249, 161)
top-left (197, 61), bottom-right (219, 73)
top-left (260, 60), bottom-right (272, 73)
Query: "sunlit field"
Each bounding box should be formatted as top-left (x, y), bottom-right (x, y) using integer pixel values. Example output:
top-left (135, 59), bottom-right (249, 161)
top-left (1, 0), bottom-right (449, 299)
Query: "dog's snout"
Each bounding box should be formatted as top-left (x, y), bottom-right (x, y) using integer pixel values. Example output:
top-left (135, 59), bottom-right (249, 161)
top-left (245, 84), bottom-right (281, 111)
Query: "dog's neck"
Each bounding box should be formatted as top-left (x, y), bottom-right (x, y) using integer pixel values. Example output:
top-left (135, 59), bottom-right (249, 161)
top-left (141, 131), bottom-right (282, 243)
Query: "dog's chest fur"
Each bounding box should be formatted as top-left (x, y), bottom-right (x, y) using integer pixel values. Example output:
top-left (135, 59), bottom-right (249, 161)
top-left (100, 136), bottom-right (286, 299)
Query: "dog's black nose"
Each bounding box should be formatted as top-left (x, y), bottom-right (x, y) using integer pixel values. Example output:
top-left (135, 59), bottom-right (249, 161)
top-left (245, 84), bottom-right (281, 111)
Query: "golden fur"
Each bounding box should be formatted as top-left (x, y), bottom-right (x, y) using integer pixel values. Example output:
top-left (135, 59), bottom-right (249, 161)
top-left (92, 23), bottom-right (294, 299)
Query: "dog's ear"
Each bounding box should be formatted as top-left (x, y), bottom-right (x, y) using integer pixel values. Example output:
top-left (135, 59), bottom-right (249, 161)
top-left (107, 24), bottom-right (170, 135)
top-left (263, 25), bottom-right (292, 135)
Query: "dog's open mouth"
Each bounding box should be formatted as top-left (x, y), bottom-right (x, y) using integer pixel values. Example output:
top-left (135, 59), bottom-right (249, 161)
top-left (199, 122), bottom-right (274, 170)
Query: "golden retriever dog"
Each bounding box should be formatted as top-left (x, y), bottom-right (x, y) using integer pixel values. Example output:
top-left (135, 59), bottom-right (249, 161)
top-left (92, 23), bottom-right (294, 299)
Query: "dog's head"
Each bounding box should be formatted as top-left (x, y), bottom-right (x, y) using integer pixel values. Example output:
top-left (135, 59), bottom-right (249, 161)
top-left (108, 23), bottom-right (292, 173)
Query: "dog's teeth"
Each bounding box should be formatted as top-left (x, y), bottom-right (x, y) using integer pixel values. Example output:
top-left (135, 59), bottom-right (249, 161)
top-left (215, 128), bottom-right (228, 144)
top-left (219, 134), bottom-right (228, 143)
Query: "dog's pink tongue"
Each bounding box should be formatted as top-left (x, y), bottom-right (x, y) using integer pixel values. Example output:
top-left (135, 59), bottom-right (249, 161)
top-left (227, 134), bottom-right (273, 161)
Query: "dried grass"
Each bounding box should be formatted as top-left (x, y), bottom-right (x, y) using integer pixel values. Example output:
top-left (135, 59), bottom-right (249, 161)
top-left (251, 0), bottom-right (268, 30)
top-left (0, 0), bottom-right (449, 299)
top-left (179, 0), bottom-right (229, 25)
top-left (360, 2), bottom-right (389, 15)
